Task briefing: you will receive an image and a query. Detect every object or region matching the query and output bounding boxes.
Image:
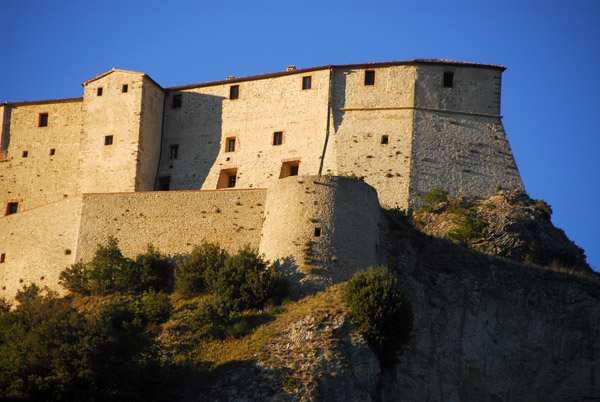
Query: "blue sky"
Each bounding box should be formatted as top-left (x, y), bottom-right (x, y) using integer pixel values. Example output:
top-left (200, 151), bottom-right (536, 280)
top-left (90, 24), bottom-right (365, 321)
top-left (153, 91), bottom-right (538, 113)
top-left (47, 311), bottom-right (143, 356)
top-left (2, 0), bottom-right (599, 271)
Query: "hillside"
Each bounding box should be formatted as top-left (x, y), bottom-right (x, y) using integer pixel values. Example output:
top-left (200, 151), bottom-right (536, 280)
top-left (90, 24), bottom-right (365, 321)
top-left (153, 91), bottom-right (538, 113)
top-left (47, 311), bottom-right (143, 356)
top-left (1, 191), bottom-right (598, 401)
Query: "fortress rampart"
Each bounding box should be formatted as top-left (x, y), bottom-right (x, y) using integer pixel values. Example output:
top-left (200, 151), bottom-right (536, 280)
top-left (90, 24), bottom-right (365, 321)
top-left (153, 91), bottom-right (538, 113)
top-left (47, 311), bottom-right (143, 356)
top-left (0, 59), bottom-right (525, 299)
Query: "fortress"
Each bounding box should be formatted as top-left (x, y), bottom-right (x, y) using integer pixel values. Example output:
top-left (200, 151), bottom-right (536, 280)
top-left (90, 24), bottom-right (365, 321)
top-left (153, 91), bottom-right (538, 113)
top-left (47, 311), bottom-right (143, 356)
top-left (0, 59), bottom-right (524, 298)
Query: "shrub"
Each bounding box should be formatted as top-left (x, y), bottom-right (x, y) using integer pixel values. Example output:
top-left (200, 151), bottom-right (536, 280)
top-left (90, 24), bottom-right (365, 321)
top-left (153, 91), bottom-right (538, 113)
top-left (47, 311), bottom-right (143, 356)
top-left (190, 295), bottom-right (231, 339)
top-left (446, 201), bottom-right (487, 244)
top-left (213, 247), bottom-right (288, 312)
top-left (0, 285), bottom-right (168, 401)
top-left (174, 242), bottom-right (229, 298)
top-left (60, 239), bottom-right (172, 295)
top-left (134, 245), bottom-right (172, 293)
top-left (419, 188), bottom-right (448, 212)
top-left (344, 266), bottom-right (413, 363)
top-left (140, 290), bottom-right (172, 324)
top-left (533, 199), bottom-right (553, 220)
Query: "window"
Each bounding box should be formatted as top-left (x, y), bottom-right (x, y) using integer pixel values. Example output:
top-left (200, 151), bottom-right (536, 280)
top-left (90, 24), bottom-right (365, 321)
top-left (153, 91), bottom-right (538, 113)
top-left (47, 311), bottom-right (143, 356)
top-left (172, 94), bottom-right (182, 108)
top-left (169, 145), bottom-right (179, 160)
top-left (279, 160), bottom-right (300, 178)
top-left (228, 174), bottom-right (237, 188)
top-left (381, 135), bottom-right (389, 144)
top-left (302, 76), bottom-right (312, 90)
top-left (6, 202), bottom-right (18, 215)
top-left (443, 71), bottom-right (454, 88)
top-left (158, 176), bottom-right (170, 191)
top-left (0, 253), bottom-right (5, 263)
top-left (217, 168), bottom-right (238, 189)
top-left (49, 148), bottom-right (56, 156)
top-left (22, 151), bottom-right (28, 157)
top-left (226, 137), bottom-right (236, 152)
top-left (104, 135), bottom-right (113, 146)
top-left (314, 227), bottom-right (321, 237)
top-left (39, 113), bottom-right (48, 127)
top-left (273, 131), bottom-right (283, 146)
top-left (365, 70), bottom-right (375, 86)
top-left (97, 87), bottom-right (103, 96)
top-left (229, 85), bottom-right (239, 100)
top-left (122, 84), bottom-right (128, 93)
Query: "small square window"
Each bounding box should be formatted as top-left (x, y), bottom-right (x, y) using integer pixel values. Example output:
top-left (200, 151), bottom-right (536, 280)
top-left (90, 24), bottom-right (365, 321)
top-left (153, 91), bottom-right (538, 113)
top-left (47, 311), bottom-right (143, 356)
top-left (229, 85), bottom-right (239, 100)
top-left (22, 151), bottom-right (28, 158)
top-left (280, 160), bottom-right (300, 178)
top-left (302, 76), bottom-right (312, 90)
top-left (122, 84), bottom-right (128, 93)
top-left (0, 253), bottom-right (5, 263)
top-left (49, 148), bottom-right (56, 156)
top-left (381, 135), bottom-right (389, 144)
top-left (6, 202), bottom-right (18, 215)
top-left (443, 71), bottom-right (454, 88)
top-left (365, 70), bottom-right (375, 86)
top-left (39, 113), bottom-right (48, 127)
top-left (314, 227), bottom-right (321, 237)
top-left (226, 137), bottom-right (236, 152)
top-left (97, 87), bottom-right (103, 96)
top-left (172, 94), bottom-right (182, 108)
top-left (273, 131), bottom-right (283, 146)
top-left (104, 135), bottom-right (113, 146)
top-left (170, 145), bottom-right (179, 160)
top-left (217, 168), bottom-right (238, 189)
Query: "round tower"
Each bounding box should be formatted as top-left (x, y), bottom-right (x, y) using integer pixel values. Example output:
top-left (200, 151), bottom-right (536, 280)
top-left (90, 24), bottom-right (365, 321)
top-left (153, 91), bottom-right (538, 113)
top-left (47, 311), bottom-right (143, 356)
top-left (259, 175), bottom-right (383, 298)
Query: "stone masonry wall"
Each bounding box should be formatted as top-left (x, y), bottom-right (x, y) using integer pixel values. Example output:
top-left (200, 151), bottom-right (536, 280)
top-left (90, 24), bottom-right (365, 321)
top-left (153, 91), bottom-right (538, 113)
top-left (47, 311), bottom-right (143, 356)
top-left (0, 196), bottom-right (82, 300)
top-left (260, 176), bottom-right (384, 298)
top-left (159, 69), bottom-right (331, 191)
top-left (409, 111), bottom-right (523, 203)
top-left (330, 66), bottom-right (416, 209)
top-left (0, 100), bottom-right (82, 212)
top-left (137, 78), bottom-right (164, 191)
top-left (77, 70), bottom-right (146, 195)
top-left (75, 189), bottom-right (267, 263)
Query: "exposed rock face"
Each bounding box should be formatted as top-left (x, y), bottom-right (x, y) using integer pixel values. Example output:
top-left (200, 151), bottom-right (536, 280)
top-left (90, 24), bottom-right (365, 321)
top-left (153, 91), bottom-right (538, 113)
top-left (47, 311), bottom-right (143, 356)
top-left (414, 190), bottom-right (592, 273)
top-left (205, 192), bottom-right (599, 401)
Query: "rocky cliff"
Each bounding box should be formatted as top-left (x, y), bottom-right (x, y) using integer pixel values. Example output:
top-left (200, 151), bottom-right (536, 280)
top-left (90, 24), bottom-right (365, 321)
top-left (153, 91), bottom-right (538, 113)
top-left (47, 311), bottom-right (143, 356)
top-left (202, 192), bottom-right (600, 401)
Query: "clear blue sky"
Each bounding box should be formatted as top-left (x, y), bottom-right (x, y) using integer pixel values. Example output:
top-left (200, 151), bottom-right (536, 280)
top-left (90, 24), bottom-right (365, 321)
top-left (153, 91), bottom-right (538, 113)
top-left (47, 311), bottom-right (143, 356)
top-left (2, 0), bottom-right (599, 271)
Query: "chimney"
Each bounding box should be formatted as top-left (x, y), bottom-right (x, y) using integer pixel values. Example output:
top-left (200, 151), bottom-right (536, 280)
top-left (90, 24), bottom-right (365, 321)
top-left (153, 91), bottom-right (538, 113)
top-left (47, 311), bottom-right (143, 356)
top-left (226, 76), bottom-right (235, 80)
top-left (286, 65), bottom-right (296, 71)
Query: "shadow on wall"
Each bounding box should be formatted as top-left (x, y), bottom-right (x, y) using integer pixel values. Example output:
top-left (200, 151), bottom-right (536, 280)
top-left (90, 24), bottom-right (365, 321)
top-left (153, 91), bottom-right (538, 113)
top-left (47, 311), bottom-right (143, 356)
top-left (331, 70), bottom-right (347, 133)
top-left (158, 92), bottom-right (225, 190)
top-left (1, 106), bottom-right (12, 151)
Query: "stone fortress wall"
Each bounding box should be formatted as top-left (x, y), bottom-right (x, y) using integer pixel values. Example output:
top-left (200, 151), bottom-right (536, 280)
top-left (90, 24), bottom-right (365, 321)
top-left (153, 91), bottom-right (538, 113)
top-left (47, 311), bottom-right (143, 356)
top-left (0, 59), bottom-right (525, 299)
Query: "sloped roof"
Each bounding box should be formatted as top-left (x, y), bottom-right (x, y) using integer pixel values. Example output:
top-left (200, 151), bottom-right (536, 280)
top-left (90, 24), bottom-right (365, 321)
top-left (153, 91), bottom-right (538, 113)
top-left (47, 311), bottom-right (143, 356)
top-left (82, 68), bottom-right (164, 91)
top-left (168, 59), bottom-right (505, 91)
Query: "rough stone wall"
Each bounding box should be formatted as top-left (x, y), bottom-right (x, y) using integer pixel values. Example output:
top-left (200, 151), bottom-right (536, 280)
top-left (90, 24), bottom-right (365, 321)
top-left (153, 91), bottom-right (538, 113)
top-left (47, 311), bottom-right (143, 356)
top-left (0, 196), bottom-right (82, 300)
top-left (0, 100), bottom-right (82, 211)
top-left (159, 69), bottom-right (331, 191)
top-left (330, 66), bottom-right (416, 209)
top-left (409, 111), bottom-right (523, 203)
top-left (414, 64), bottom-right (502, 115)
top-left (137, 79), bottom-right (164, 191)
top-left (259, 176), bottom-right (384, 298)
top-left (77, 70), bottom-right (146, 195)
top-left (75, 189), bottom-right (266, 263)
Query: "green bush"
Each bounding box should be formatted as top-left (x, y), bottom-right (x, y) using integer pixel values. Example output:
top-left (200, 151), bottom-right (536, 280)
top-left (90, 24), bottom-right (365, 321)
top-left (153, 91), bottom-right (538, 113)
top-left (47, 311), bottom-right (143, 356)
top-left (213, 247), bottom-right (288, 312)
top-left (533, 199), bottom-right (553, 220)
top-left (60, 238), bottom-right (172, 295)
top-left (446, 201), bottom-right (487, 244)
top-left (140, 290), bottom-right (172, 324)
top-left (419, 188), bottom-right (448, 212)
top-left (0, 285), bottom-right (168, 401)
top-left (344, 266), bottom-right (413, 362)
top-left (190, 295), bottom-right (232, 339)
top-left (174, 242), bottom-right (229, 298)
